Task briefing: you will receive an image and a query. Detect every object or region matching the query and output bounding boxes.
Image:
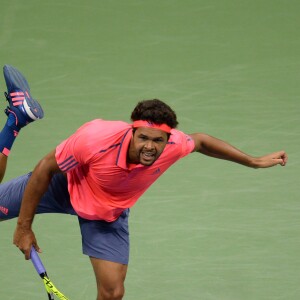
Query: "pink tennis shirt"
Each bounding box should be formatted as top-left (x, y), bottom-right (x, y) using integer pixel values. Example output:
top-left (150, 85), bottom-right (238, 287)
top-left (55, 119), bottom-right (195, 221)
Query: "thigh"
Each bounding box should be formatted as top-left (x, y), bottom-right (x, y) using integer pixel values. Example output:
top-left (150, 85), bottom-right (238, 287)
top-left (78, 209), bottom-right (130, 265)
top-left (0, 173), bottom-right (30, 220)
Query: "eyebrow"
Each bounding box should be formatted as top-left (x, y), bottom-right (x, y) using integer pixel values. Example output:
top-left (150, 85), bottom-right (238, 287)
top-left (138, 134), bottom-right (165, 140)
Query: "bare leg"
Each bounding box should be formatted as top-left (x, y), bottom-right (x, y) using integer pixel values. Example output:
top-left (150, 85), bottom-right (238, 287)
top-left (0, 153), bottom-right (8, 183)
top-left (90, 257), bottom-right (128, 300)
top-left (0, 153), bottom-right (8, 221)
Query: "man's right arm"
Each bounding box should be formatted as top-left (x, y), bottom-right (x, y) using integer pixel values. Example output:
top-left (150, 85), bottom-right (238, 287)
top-left (13, 149), bottom-right (63, 259)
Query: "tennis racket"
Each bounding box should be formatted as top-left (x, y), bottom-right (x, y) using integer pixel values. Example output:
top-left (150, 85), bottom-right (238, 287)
top-left (30, 247), bottom-right (70, 300)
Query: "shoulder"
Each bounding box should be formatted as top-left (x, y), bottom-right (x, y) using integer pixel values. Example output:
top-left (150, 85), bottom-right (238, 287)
top-left (169, 129), bottom-right (194, 145)
top-left (58, 119), bottom-right (132, 150)
top-left (56, 120), bottom-right (132, 164)
top-left (164, 129), bottom-right (195, 157)
top-left (78, 119), bottom-right (130, 133)
top-left (73, 119), bottom-right (131, 140)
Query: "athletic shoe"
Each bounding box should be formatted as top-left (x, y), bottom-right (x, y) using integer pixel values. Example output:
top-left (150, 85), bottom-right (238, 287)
top-left (3, 65), bottom-right (44, 128)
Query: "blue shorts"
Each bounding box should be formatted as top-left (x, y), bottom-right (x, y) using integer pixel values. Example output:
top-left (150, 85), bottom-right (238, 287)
top-left (0, 173), bottom-right (130, 265)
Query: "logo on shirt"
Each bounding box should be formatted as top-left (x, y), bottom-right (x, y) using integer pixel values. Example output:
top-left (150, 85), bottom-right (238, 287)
top-left (185, 134), bottom-right (192, 142)
top-left (151, 168), bottom-right (161, 175)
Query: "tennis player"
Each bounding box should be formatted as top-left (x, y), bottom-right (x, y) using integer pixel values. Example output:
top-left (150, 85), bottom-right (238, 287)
top-left (0, 66), bottom-right (287, 300)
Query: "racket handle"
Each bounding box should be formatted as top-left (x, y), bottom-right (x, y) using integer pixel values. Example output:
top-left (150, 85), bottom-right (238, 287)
top-left (30, 247), bottom-right (46, 276)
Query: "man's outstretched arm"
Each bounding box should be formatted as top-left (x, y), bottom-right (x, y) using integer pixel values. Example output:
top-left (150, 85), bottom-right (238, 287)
top-left (13, 149), bottom-right (62, 259)
top-left (189, 133), bottom-right (287, 168)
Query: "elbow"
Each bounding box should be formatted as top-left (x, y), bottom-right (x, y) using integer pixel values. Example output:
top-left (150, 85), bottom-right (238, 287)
top-left (32, 150), bottom-right (61, 179)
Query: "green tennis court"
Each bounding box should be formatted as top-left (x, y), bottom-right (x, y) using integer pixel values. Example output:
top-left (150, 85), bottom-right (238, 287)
top-left (0, 0), bottom-right (299, 299)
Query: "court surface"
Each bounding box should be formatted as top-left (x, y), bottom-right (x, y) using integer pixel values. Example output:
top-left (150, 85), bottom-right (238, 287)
top-left (0, 1), bottom-right (299, 299)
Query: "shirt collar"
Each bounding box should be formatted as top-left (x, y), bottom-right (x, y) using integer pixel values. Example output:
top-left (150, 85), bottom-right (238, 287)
top-left (116, 129), bottom-right (144, 170)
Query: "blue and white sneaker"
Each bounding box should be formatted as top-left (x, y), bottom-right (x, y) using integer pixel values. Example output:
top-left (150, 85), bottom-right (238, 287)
top-left (3, 65), bottom-right (44, 128)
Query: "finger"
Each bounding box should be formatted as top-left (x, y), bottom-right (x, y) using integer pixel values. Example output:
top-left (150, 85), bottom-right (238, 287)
top-left (280, 159), bottom-right (286, 166)
top-left (33, 242), bottom-right (42, 254)
top-left (271, 159), bottom-right (283, 167)
top-left (15, 244), bottom-right (31, 260)
top-left (277, 158), bottom-right (287, 167)
top-left (271, 151), bottom-right (287, 167)
top-left (21, 242), bottom-right (35, 260)
top-left (282, 153), bottom-right (288, 166)
top-left (24, 248), bottom-right (31, 260)
top-left (277, 151), bottom-right (287, 166)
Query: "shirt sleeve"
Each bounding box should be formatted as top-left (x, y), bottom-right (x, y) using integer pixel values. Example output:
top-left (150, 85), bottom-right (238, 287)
top-left (170, 129), bottom-right (195, 158)
top-left (55, 122), bottom-right (97, 172)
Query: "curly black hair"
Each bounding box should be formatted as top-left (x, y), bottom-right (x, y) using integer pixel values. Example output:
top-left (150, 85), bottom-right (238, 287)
top-left (131, 99), bottom-right (178, 129)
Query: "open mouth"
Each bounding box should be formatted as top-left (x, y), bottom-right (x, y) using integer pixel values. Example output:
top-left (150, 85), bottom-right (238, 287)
top-left (141, 151), bottom-right (156, 162)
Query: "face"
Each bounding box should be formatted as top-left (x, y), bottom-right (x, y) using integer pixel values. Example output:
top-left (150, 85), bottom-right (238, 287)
top-left (128, 127), bottom-right (169, 166)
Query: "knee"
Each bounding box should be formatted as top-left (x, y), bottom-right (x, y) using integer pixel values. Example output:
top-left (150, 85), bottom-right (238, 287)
top-left (98, 285), bottom-right (125, 300)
